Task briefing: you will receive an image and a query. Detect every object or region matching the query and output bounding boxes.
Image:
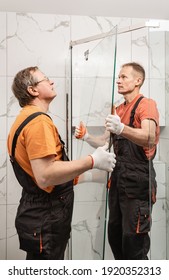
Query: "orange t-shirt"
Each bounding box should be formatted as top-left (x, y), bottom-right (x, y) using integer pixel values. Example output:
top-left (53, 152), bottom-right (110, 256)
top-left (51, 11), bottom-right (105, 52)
top-left (116, 94), bottom-right (160, 159)
top-left (7, 105), bottom-right (63, 192)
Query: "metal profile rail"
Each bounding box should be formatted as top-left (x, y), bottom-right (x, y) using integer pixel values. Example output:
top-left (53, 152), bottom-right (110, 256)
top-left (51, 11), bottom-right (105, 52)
top-left (69, 21), bottom-right (160, 47)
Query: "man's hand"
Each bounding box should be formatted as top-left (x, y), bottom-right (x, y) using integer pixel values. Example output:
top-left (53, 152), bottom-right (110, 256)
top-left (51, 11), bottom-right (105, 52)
top-left (75, 121), bottom-right (89, 140)
top-left (90, 142), bottom-right (116, 172)
top-left (105, 114), bottom-right (124, 135)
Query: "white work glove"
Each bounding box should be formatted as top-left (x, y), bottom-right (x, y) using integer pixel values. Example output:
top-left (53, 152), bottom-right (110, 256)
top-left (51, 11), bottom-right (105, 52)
top-left (105, 114), bottom-right (124, 135)
top-left (74, 121), bottom-right (89, 140)
top-left (90, 142), bottom-right (116, 172)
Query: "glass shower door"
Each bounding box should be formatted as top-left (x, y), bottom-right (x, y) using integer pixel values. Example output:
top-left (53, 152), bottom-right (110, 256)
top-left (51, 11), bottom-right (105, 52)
top-left (70, 31), bottom-right (117, 260)
top-left (69, 22), bottom-right (168, 260)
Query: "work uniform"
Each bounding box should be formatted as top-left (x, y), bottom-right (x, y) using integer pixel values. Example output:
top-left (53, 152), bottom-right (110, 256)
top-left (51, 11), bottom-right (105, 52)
top-left (7, 106), bottom-right (74, 260)
top-left (108, 94), bottom-right (160, 260)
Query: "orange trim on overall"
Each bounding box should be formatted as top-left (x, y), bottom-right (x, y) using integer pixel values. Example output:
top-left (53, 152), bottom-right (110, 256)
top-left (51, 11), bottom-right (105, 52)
top-left (151, 188), bottom-right (156, 204)
top-left (40, 233), bottom-right (43, 253)
top-left (136, 214), bottom-right (140, 233)
top-left (107, 178), bottom-right (111, 189)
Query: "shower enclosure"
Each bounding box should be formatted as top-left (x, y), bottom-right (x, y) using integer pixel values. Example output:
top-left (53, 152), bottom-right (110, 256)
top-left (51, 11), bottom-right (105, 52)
top-left (67, 22), bottom-right (169, 260)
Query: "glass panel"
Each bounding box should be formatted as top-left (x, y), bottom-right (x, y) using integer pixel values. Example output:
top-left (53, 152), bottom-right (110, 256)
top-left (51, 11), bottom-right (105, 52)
top-left (71, 30), bottom-right (117, 260)
top-left (69, 23), bottom-right (169, 260)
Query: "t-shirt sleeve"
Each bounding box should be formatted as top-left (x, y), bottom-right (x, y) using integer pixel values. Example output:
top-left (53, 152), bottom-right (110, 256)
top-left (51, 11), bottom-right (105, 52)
top-left (24, 116), bottom-right (60, 160)
top-left (137, 98), bottom-right (159, 126)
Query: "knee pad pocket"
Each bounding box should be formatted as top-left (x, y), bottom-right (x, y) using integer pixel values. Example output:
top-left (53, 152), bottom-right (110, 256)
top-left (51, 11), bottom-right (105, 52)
top-left (136, 206), bottom-right (151, 233)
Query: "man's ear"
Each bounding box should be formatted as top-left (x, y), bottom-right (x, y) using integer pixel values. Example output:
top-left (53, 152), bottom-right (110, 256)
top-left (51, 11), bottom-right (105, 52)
top-left (135, 76), bottom-right (142, 87)
top-left (27, 86), bottom-right (39, 96)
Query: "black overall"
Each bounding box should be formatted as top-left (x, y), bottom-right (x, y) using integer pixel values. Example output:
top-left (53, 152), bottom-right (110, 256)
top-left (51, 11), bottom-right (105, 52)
top-left (10, 112), bottom-right (74, 260)
top-left (108, 97), bottom-right (157, 260)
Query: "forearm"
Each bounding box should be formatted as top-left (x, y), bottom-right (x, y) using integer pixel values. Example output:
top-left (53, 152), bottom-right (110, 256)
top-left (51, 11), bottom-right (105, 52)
top-left (75, 122), bottom-right (110, 148)
top-left (121, 125), bottom-right (155, 147)
top-left (106, 114), bottom-right (156, 147)
top-left (85, 131), bottom-right (109, 148)
top-left (32, 142), bottom-right (116, 188)
top-left (78, 170), bottom-right (107, 184)
top-left (36, 156), bottom-right (93, 188)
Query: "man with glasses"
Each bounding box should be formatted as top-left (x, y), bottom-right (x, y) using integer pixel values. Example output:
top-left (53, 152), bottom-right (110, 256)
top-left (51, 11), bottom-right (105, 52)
top-left (7, 66), bottom-right (116, 260)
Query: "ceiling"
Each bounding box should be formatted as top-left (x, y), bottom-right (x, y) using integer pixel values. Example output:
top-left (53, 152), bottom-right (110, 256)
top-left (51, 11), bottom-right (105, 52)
top-left (0, 0), bottom-right (168, 20)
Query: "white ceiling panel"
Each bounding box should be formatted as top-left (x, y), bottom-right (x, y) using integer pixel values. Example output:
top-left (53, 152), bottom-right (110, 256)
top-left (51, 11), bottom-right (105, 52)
top-left (0, 0), bottom-right (168, 20)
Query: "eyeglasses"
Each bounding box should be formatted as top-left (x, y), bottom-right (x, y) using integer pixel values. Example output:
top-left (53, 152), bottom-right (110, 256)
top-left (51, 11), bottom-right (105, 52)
top-left (34, 77), bottom-right (50, 85)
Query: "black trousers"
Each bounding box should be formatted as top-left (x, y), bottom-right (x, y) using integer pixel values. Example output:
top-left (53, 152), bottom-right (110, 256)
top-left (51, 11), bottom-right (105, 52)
top-left (108, 176), bottom-right (152, 260)
top-left (19, 191), bottom-right (74, 260)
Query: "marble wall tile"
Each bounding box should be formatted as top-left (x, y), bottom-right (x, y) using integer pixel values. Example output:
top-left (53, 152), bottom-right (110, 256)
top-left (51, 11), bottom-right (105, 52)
top-left (0, 13), bottom-right (7, 76)
top-left (154, 162), bottom-right (166, 199)
top-left (149, 79), bottom-right (165, 126)
top-left (0, 205), bottom-right (7, 260)
top-left (149, 31), bottom-right (165, 79)
top-left (0, 12), bottom-right (7, 261)
top-left (0, 140), bottom-right (7, 205)
top-left (166, 32), bottom-right (169, 79)
top-left (160, 32), bottom-right (169, 165)
top-left (48, 77), bottom-right (68, 141)
top-left (116, 32), bottom-right (132, 75)
top-left (6, 204), bottom-right (26, 259)
top-left (0, 77), bottom-right (7, 140)
top-left (6, 77), bottom-right (25, 205)
top-left (72, 201), bottom-right (111, 260)
top-left (73, 137), bottom-right (108, 202)
top-left (6, 157), bottom-right (22, 205)
top-left (150, 161), bottom-right (167, 259)
top-left (166, 164), bottom-right (169, 259)
top-left (154, 144), bottom-right (160, 161)
top-left (7, 13), bottom-right (71, 77)
top-left (71, 37), bottom-right (117, 78)
top-left (7, 78), bottom-right (20, 125)
top-left (131, 27), bottom-right (149, 75)
top-left (71, 16), bottom-right (131, 43)
top-left (151, 198), bottom-right (167, 259)
top-left (74, 180), bottom-right (107, 203)
top-left (72, 78), bottom-right (113, 126)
